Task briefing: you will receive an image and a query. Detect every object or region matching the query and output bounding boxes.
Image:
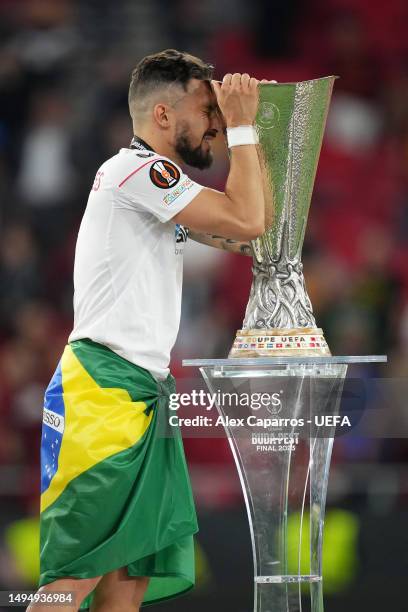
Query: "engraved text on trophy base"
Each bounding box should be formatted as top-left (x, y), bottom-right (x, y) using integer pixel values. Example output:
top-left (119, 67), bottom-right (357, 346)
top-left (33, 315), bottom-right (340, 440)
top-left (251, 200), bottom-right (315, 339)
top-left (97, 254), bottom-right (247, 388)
top-left (229, 327), bottom-right (331, 357)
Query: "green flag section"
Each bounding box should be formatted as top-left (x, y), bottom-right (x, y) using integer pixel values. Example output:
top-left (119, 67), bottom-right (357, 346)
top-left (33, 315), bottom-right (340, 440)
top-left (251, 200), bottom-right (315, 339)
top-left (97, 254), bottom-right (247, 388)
top-left (5, 516), bottom-right (212, 609)
top-left (39, 339), bottom-right (198, 608)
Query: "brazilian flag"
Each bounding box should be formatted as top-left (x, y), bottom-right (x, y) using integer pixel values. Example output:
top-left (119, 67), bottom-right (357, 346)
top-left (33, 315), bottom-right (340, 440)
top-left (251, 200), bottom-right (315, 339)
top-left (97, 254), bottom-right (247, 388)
top-left (39, 339), bottom-right (198, 608)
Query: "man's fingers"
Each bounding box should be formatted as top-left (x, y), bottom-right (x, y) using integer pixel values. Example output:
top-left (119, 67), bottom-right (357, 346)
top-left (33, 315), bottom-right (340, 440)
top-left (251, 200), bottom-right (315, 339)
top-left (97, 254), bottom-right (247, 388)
top-left (241, 73), bottom-right (250, 90)
top-left (216, 72), bottom-right (261, 126)
top-left (222, 73), bottom-right (232, 88)
top-left (231, 73), bottom-right (242, 89)
top-left (219, 75), bottom-right (277, 90)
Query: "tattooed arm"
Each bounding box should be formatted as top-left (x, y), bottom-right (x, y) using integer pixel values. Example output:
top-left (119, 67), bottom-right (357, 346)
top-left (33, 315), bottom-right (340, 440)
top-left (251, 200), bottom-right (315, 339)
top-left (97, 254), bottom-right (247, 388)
top-left (188, 231), bottom-right (253, 256)
top-left (187, 137), bottom-right (271, 258)
top-left (187, 137), bottom-right (271, 259)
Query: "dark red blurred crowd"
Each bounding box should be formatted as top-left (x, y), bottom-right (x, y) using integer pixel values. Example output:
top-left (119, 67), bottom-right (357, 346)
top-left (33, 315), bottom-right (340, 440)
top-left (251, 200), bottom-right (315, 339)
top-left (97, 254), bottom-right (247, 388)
top-left (0, 0), bottom-right (407, 520)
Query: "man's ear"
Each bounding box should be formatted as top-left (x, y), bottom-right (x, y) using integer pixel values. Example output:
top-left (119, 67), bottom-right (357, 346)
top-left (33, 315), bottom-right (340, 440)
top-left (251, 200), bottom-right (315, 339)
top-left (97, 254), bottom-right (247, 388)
top-left (153, 103), bottom-right (172, 128)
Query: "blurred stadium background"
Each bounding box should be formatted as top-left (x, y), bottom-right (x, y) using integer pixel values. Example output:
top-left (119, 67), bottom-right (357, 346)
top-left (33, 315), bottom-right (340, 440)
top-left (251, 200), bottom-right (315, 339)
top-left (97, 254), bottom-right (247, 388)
top-left (0, 0), bottom-right (407, 610)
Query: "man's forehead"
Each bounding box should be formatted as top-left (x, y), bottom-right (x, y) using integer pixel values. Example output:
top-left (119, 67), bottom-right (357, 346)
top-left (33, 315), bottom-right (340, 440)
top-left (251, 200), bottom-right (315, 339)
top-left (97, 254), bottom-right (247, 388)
top-left (185, 78), bottom-right (215, 106)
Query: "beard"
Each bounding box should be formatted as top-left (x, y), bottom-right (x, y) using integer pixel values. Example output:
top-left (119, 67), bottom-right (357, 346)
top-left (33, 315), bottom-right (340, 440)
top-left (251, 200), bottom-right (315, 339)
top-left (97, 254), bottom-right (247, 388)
top-left (174, 122), bottom-right (214, 170)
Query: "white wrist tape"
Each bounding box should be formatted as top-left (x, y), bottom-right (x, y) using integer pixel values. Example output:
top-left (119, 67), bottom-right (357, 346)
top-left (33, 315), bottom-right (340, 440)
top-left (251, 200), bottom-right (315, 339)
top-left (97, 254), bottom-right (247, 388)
top-left (226, 125), bottom-right (259, 147)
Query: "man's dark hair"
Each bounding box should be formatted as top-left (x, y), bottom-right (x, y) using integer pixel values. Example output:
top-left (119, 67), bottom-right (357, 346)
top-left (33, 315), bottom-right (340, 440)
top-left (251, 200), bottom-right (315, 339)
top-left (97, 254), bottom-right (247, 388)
top-left (128, 49), bottom-right (214, 110)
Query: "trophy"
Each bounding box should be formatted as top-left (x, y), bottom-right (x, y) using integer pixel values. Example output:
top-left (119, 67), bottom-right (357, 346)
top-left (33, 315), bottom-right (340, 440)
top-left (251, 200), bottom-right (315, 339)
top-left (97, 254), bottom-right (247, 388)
top-left (184, 78), bottom-right (386, 612)
top-left (230, 77), bottom-right (334, 358)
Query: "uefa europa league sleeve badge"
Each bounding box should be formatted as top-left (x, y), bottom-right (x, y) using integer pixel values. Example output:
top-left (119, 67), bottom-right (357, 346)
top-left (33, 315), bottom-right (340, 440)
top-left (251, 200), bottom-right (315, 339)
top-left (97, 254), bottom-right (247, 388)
top-left (229, 77), bottom-right (337, 358)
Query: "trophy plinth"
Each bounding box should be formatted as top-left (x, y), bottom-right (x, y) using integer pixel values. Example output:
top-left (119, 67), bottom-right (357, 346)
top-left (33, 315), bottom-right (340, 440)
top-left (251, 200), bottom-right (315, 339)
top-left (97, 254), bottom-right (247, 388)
top-left (183, 356), bottom-right (387, 612)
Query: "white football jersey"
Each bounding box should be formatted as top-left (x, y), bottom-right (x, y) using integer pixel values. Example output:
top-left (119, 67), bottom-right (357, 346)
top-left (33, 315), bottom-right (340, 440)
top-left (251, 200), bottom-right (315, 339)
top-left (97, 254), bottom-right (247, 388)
top-left (68, 139), bottom-right (203, 379)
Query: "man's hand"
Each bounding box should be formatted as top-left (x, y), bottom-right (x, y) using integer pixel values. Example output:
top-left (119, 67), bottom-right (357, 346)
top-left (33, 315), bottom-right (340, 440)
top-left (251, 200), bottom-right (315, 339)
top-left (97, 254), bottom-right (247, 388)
top-left (211, 73), bottom-right (260, 128)
top-left (211, 77), bottom-right (277, 132)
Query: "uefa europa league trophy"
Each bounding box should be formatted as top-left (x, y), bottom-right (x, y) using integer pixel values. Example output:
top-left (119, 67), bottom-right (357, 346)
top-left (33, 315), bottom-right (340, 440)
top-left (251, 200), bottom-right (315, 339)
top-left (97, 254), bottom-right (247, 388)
top-left (184, 78), bottom-right (386, 612)
top-left (230, 77), bottom-right (333, 358)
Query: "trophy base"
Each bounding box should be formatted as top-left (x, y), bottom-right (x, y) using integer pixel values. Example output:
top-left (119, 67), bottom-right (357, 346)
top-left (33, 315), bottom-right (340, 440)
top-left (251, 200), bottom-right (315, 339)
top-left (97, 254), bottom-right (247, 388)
top-left (229, 328), bottom-right (331, 357)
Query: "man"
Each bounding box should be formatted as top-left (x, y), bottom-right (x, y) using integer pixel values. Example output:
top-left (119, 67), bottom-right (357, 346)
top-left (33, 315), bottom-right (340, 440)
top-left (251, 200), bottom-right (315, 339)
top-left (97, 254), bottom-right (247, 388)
top-left (32, 49), bottom-right (266, 612)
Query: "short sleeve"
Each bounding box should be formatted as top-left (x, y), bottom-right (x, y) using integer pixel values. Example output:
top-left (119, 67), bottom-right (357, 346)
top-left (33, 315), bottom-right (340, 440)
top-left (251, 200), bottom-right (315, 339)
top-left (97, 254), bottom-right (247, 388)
top-left (117, 155), bottom-right (203, 222)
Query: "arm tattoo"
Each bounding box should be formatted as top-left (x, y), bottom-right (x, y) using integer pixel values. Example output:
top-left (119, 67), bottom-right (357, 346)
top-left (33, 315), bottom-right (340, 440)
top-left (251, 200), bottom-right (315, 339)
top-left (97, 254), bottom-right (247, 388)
top-left (188, 232), bottom-right (252, 256)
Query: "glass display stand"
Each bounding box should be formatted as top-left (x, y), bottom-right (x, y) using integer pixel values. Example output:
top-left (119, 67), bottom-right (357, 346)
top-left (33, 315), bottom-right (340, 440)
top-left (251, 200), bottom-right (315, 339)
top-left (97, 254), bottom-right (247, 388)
top-left (183, 356), bottom-right (386, 612)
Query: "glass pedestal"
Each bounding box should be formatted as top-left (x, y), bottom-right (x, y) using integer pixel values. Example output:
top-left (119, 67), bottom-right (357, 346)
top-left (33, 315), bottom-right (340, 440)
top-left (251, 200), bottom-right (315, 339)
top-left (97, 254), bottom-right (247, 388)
top-left (183, 356), bottom-right (386, 612)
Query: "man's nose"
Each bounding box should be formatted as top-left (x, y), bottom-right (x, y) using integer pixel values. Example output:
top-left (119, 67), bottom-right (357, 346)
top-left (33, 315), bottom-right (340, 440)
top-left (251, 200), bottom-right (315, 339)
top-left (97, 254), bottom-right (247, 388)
top-left (210, 113), bottom-right (222, 133)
